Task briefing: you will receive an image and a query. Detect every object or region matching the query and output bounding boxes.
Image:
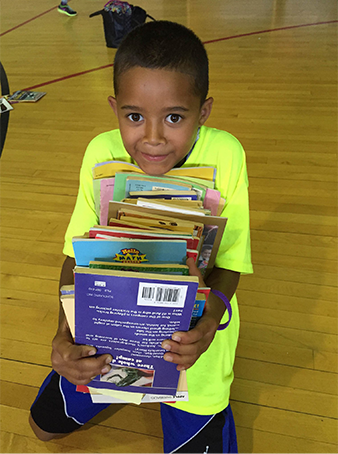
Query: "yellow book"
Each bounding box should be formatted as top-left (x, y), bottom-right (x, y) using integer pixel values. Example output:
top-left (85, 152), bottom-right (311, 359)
top-left (117, 208), bottom-right (204, 236)
top-left (92, 161), bottom-right (216, 182)
top-left (122, 198), bottom-right (203, 208)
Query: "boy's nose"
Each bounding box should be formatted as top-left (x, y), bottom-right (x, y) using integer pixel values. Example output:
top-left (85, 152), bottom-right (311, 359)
top-left (143, 120), bottom-right (165, 146)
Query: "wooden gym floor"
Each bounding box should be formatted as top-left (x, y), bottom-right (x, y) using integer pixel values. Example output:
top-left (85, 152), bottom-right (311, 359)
top-left (0, 0), bottom-right (337, 452)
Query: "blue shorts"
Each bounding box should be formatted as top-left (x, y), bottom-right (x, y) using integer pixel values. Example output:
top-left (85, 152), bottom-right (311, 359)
top-left (31, 370), bottom-right (238, 453)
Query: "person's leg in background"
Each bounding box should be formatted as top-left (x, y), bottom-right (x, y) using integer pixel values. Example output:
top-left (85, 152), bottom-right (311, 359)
top-left (58, 0), bottom-right (77, 17)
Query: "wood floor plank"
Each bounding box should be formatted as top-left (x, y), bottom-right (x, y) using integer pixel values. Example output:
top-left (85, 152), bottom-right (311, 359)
top-left (236, 425), bottom-right (337, 453)
top-left (247, 163), bottom-right (338, 180)
top-left (1, 306), bottom-right (57, 346)
top-left (239, 305), bottom-right (337, 335)
top-left (1, 289), bottom-right (56, 308)
top-left (234, 357), bottom-right (338, 395)
top-left (239, 275), bottom-right (337, 302)
top-left (0, 431), bottom-right (93, 454)
top-left (239, 322), bottom-right (338, 353)
top-left (1, 274), bottom-right (58, 295)
top-left (0, 191), bottom-right (77, 213)
top-left (0, 406), bottom-right (163, 453)
top-left (231, 378), bottom-right (338, 418)
top-left (250, 263), bottom-right (337, 287)
top-left (236, 338), bottom-right (315, 370)
top-left (251, 251), bottom-right (337, 273)
top-left (0, 361), bottom-right (51, 389)
top-left (231, 400), bottom-right (337, 445)
top-left (1, 381), bottom-right (47, 411)
top-left (251, 229), bottom-right (337, 257)
top-left (314, 350), bottom-right (338, 374)
top-left (236, 288), bottom-right (338, 317)
top-left (0, 339), bottom-right (52, 366)
top-left (0, 261), bottom-right (60, 281)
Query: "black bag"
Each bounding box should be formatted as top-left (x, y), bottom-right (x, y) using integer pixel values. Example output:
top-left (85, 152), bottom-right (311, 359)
top-left (90, 1), bottom-right (155, 48)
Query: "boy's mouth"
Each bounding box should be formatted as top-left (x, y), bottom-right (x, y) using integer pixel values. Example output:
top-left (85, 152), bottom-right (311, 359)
top-left (140, 152), bottom-right (169, 162)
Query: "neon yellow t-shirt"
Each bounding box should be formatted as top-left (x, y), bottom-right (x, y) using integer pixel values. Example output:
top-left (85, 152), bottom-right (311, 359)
top-left (63, 125), bottom-right (253, 415)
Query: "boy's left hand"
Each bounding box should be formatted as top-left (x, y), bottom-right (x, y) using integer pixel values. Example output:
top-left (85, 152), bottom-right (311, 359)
top-left (161, 257), bottom-right (224, 371)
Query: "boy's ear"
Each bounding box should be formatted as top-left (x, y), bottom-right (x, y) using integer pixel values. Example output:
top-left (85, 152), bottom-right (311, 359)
top-left (198, 97), bottom-right (213, 125)
top-left (108, 96), bottom-right (118, 116)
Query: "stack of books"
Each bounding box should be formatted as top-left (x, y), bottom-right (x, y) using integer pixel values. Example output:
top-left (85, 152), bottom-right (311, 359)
top-left (63, 160), bottom-right (228, 404)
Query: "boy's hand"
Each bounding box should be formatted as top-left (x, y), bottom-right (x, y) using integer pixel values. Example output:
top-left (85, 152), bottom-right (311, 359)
top-left (51, 318), bottom-right (113, 385)
top-left (161, 257), bottom-right (224, 371)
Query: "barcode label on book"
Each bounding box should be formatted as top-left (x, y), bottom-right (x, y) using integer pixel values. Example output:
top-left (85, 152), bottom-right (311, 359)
top-left (137, 283), bottom-right (188, 307)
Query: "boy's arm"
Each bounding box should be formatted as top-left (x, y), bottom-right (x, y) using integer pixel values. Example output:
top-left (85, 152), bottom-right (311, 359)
top-left (161, 258), bottom-right (240, 371)
top-left (51, 256), bottom-right (112, 385)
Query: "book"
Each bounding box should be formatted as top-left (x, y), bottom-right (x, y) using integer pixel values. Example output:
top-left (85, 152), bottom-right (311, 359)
top-left (108, 201), bottom-right (228, 277)
top-left (124, 173), bottom-right (215, 193)
top-left (126, 175), bottom-right (193, 193)
top-left (84, 370), bottom-right (189, 404)
top-left (60, 288), bottom-right (189, 404)
top-left (72, 236), bottom-right (188, 267)
top-left (203, 188), bottom-right (222, 216)
top-left (113, 172), bottom-right (208, 202)
top-left (116, 208), bottom-right (204, 236)
top-left (89, 225), bottom-right (201, 250)
top-left (7, 90), bottom-right (46, 102)
top-left (73, 266), bottom-right (199, 395)
top-left (100, 178), bottom-right (115, 225)
top-left (123, 198), bottom-right (204, 208)
top-left (0, 97), bottom-right (13, 113)
top-left (92, 161), bottom-right (216, 182)
top-left (129, 190), bottom-right (198, 200)
top-left (89, 260), bottom-right (190, 275)
top-left (189, 288), bottom-right (211, 329)
top-left (135, 198), bottom-right (210, 216)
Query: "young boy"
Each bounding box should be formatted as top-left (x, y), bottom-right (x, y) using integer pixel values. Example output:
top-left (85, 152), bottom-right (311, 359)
top-left (29, 21), bottom-right (253, 453)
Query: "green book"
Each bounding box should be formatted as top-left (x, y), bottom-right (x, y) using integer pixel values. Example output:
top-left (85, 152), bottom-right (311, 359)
top-left (89, 261), bottom-right (190, 275)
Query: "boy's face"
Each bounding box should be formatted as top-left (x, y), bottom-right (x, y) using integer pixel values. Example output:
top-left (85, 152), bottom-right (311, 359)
top-left (201, 248), bottom-right (211, 260)
top-left (109, 67), bottom-right (213, 175)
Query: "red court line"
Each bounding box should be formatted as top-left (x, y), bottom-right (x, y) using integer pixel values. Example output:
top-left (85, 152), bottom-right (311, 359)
top-left (24, 63), bottom-right (115, 91)
top-left (23, 19), bottom-right (338, 91)
top-left (0, 6), bottom-right (57, 37)
top-left (203, 20), bottom-right (338, 45)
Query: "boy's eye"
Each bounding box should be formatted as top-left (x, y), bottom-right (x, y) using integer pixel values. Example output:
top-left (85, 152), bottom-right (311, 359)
top-left (166, 114), bottom-right (182, 124)
top-left (127, 113), bottom-right (144, 122)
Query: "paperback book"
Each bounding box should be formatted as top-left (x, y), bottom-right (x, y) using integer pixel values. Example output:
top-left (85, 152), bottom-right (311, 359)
top-left (7, 90), bottom-right (46, 102)
top-left (72, 236), bottom-right (188, 267)
top-left (74, 266), bottom-right (199, 395)
top-left (108, 201), bottom-right (227, 277)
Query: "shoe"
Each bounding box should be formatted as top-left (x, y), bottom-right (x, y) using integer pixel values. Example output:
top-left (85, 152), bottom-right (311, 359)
top-left (58, 4), bottom-right (77, 16)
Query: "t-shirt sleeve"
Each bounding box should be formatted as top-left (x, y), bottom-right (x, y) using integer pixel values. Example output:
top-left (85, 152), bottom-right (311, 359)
top-left (214, 143), bottom-right (253, 274)
top-left (62, 142), bottom-right (100, 257)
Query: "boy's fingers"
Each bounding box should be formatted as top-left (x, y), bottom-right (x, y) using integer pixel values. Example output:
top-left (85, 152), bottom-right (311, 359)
top-left (80, 345), bottom-right (97, 358)
top-left (60, 343), bottom-right (94, 361)
top-left (186, 257), bottom-right (206, 287)
top-left (163, 351), bottom-right (195, 370)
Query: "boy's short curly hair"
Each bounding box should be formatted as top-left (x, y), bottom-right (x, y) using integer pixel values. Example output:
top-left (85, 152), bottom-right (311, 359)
top-left (113, 20), bottom-right (209, 104)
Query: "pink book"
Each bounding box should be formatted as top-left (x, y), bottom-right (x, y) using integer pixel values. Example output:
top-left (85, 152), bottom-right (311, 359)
top-left (100, 178), bottom-right (115, 225)
top-left (203, 188), bottom-right (221, 216)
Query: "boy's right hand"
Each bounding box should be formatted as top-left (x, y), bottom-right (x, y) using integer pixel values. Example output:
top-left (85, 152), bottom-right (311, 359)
top-left (51, 317), bottom-right (112, 385)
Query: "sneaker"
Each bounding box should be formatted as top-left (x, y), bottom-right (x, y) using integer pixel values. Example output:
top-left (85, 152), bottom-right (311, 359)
top-left (58, 4), bottom-right (77, 16)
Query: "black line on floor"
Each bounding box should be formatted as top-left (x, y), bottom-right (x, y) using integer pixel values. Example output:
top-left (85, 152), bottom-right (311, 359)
top-left (0, 61), bottom-right (10, 158)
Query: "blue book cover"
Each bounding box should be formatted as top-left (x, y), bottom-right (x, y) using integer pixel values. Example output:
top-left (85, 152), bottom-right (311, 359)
top-left (74, 267), bottom-right (199, 395)
top-left (72, 237), bottom-right (187, 267)
top-left (113, 173), bottom-right (193, 202)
